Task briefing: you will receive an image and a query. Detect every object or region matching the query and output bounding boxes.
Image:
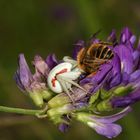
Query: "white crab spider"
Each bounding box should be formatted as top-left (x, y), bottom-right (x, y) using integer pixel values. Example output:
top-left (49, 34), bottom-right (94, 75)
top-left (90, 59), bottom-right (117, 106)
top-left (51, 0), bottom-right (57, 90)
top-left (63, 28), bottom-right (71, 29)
top-left (47, 56), bottom-right (86, 102)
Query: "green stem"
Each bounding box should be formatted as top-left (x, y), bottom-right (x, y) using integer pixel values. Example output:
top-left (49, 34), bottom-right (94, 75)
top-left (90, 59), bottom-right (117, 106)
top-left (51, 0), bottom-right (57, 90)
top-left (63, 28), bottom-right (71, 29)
top-left (0, 106), bottom-right (44, 116)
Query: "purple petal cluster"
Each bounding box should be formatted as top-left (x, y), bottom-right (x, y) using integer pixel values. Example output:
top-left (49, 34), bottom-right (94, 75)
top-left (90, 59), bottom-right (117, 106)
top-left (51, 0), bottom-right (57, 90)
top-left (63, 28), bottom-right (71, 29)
top-left (75, 27), bottom-right (140, 108)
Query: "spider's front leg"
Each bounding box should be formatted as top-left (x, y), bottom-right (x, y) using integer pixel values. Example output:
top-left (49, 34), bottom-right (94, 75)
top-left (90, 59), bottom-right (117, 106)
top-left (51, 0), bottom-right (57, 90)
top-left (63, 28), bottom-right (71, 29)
top-left (63, 56), bottom-right (78, 69)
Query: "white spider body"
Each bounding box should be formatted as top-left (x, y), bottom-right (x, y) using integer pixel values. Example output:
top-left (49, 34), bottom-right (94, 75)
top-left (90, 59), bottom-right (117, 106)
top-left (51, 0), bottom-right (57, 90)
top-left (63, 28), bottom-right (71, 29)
top-left (47, 62), bottom-right (73, 93)
top-left (47, 57), bottom-right (87, 102)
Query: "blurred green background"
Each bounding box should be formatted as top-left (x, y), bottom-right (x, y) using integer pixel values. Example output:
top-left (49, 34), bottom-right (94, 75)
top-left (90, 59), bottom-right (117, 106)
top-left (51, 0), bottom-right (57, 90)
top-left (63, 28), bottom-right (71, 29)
top-left (0, 0), bottom-right (140, 139)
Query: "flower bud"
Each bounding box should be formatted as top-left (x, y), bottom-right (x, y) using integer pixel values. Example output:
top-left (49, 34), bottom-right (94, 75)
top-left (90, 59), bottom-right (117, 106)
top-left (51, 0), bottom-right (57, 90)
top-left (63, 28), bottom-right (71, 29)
top-left (47, 104), bottom-right (74, 124)
top-left (48, 93), bottom-right (71, 108)
top-left (113, 85), bottom-right (133, 96)
top-left (29, 91), bottom-right (44, 107)
top-left (96, 99), bottom-right (112, 112)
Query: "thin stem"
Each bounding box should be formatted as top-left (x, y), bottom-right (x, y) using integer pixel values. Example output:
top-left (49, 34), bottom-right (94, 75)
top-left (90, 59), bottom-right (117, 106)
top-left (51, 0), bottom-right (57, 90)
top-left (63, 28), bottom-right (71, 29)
top-left (0, 106), bottom-right (44, 116)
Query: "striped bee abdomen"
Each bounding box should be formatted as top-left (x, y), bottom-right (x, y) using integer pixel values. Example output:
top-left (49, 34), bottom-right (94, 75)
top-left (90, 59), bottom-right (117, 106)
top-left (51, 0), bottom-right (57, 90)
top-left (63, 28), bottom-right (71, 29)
top-left (77, 42), bottom-right (114, 74)
top-left (88, 43), bottom-right (114, 60)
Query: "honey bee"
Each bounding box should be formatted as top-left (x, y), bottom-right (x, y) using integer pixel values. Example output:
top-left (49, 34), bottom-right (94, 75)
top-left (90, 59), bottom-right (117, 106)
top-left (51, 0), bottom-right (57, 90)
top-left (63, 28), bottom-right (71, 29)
top-left (77, 42), bottom-right (114, 74)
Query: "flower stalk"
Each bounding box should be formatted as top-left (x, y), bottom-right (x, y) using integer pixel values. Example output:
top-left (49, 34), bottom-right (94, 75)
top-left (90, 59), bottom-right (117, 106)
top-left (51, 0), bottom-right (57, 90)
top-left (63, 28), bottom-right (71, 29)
top-left (0, 106), bottom-right (46, 116)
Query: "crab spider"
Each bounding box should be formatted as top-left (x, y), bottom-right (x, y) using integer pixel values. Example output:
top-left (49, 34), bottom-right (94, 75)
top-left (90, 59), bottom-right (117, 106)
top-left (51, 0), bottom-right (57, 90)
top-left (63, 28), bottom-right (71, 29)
top-left (47, 57), bottom-right (86, 103)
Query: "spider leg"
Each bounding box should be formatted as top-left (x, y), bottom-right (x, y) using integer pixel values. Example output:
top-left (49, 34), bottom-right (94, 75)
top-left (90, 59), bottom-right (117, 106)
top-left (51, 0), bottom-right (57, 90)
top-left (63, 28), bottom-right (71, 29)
top-left (58, 74), bottom-right (86, 92)
top-left (58, 78), bottom-right (75, 103)
top-left (63, 56), bottom-right (78, 69)
top-left (56, 71), bottom-right (87, 103)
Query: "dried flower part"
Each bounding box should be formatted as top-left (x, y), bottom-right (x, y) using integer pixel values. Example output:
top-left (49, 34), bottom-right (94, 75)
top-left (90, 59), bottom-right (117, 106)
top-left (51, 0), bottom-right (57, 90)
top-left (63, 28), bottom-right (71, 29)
top-left (33, 55), bottom-right (50, 78)
top-left (15, 54), bottom-right (54, 107)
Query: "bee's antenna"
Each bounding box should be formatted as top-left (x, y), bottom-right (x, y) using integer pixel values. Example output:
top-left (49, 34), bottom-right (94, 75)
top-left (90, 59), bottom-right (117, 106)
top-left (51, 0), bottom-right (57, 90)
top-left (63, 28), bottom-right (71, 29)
top-left (89, 29), bottom-right (102, 40)
top-left (86, 29), bottom-right (102, 46)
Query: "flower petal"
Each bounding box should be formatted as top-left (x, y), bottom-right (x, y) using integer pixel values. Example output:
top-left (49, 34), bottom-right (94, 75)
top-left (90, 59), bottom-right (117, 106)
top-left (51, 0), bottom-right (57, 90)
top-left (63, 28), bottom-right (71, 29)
top-left (33, 55), bottom-right (49, 77)
top-left (114, 44), bottom-right (133, 74)
top-left (72, 40), bottom-right (85, 60)
top-left (108, 54), bottom-right (122, 88)
top-left (120, 27), bottom-right (136, 45)
top-left (18, 54), bottom-right (33, 89)
top-left (14, 70), bottom-right (26, 91)
top-left (130, 70), bottom-right (140, 82)
top-left (112, 88), bottom-right (140, 108)
top-left (88, 122), bottom-right (122, 139)
top-left (58, 123), bottom-right (69, 133)
top-left (107, 29), bottom-right (117, 43)
top-left (45, 54), bottom-right (58, 70)
top-left (80, 63), bottom-right (112, 93)
top-left (133, 50), bottom-right (140, 70)
top-left (91, 106), bottom-right (131, 123)
top-left (111, 54), bottom-right (121, 75)
top-left (109, 74), bottom-right (122, 89)
top-left (122, 72), bottom-right (129, 84)
top-left (81, 63), bottom-right (112, 85)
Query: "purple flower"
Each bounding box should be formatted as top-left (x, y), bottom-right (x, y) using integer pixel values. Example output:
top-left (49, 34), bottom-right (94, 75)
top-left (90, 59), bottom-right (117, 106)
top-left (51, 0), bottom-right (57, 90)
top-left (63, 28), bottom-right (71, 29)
top-left (75, 106), bottom-right (131, 138)
top-left (74, 27), bottom-right (140, 109)
top-left (15, 54), bottom-right (53, 107)
top-left (14, 27), bottom-right (140, 138)
top-left (58, 123), bottom-right (69, 133)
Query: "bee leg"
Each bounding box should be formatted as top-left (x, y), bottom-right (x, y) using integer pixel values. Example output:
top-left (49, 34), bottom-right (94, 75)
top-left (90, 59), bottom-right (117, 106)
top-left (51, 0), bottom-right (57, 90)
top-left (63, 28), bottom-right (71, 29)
top-left (87, 72), bottom-right (97, 77)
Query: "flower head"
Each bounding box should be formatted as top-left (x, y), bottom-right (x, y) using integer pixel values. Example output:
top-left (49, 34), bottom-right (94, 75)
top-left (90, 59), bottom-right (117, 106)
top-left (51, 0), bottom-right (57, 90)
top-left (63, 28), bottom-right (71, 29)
top-left (15, 27), bottom-right (140, 138)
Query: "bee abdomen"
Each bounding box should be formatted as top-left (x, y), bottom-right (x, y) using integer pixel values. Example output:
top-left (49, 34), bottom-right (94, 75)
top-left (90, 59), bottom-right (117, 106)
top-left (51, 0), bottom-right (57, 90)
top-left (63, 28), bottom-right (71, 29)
top-left (77, 42), bottom-right (114, 74)
top-left (103, 48), bottom-right (114, 59)
top-left (98, 46), bottom-right (114, 59)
